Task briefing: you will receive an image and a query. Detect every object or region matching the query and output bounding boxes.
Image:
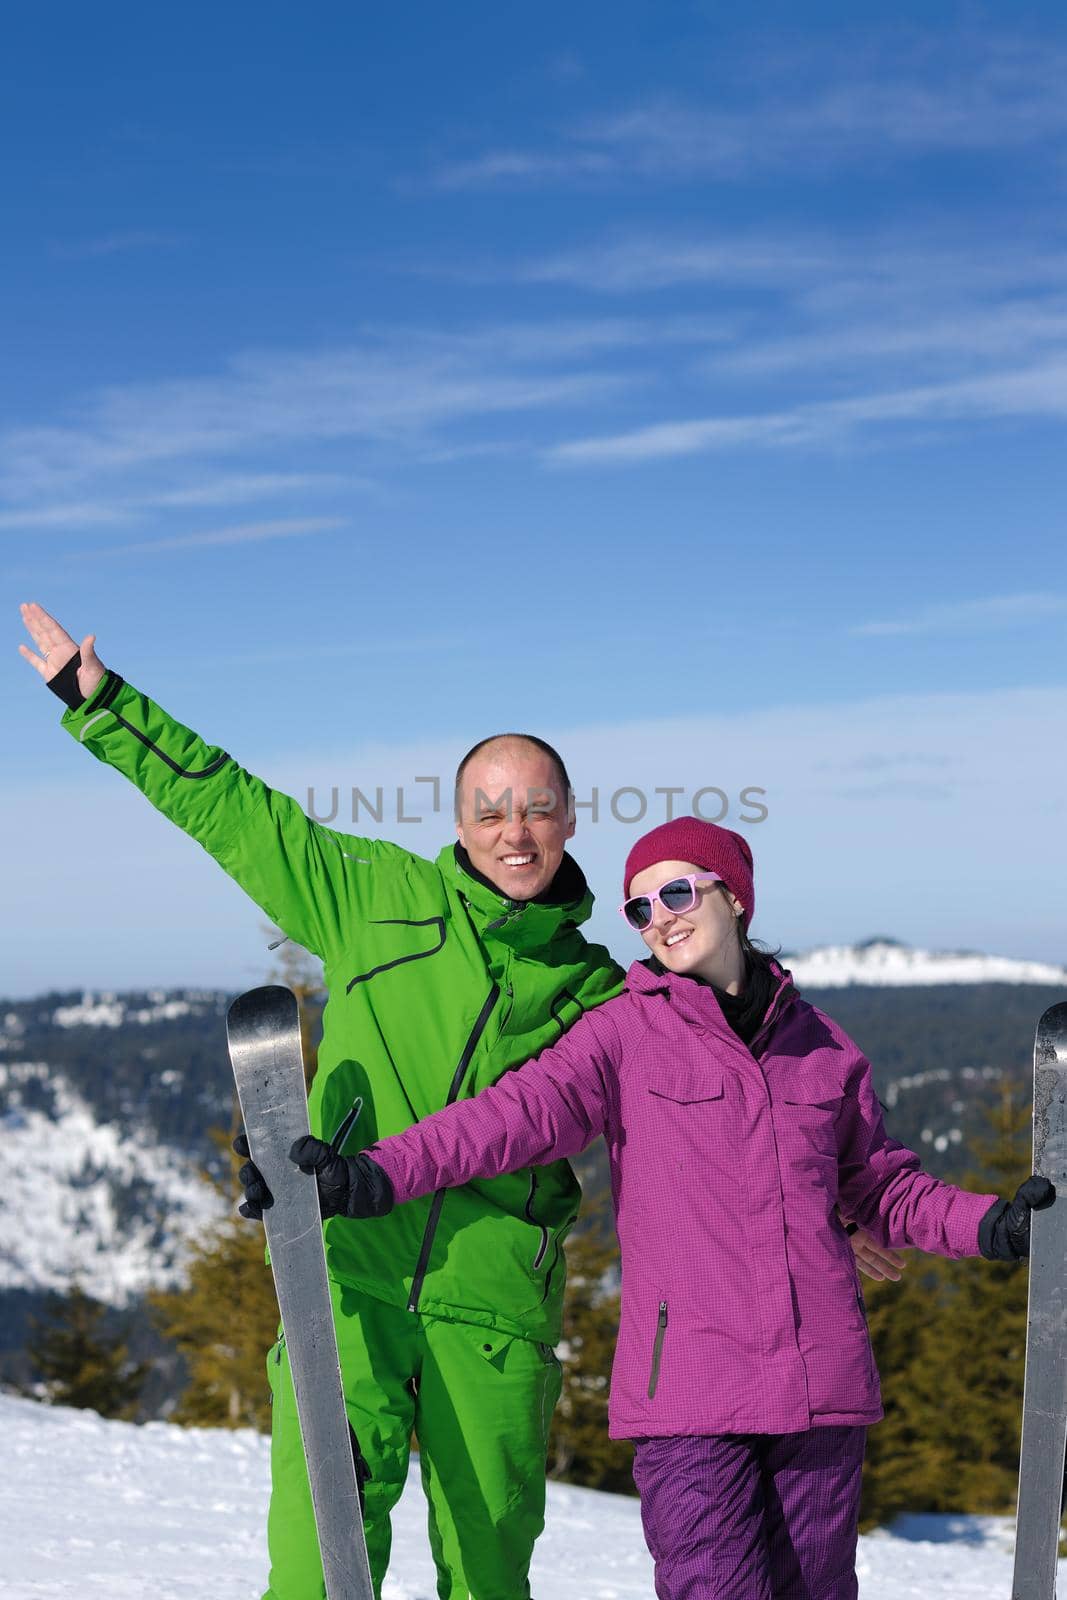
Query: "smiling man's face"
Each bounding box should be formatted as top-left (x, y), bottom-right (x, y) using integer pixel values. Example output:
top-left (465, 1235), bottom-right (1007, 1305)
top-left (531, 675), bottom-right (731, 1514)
top-left (456, 737), bottom-right (575, 901)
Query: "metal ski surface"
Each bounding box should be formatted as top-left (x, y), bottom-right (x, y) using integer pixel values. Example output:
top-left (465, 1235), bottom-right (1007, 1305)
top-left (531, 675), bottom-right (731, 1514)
top-left (227, 986), bottom-right (374, 1600)
top-left (1013, 1001), bottom-right (1067, 1600)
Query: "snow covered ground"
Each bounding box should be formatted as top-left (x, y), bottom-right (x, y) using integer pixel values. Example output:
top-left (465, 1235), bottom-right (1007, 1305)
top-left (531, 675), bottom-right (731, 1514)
top-left (1, 1393), bottom-right (1055, 1598)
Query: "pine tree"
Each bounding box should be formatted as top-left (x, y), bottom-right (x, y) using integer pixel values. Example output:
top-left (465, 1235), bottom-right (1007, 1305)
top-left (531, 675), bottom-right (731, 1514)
top-left (149, 1203), bottom-right (280, 1429)
top-left (548, 1215), bottom-right (635, 1495)
top-left (860, 1084), bottom-right (1031, 1529)
top-left (26, 1284), bottom-right (149, 1419)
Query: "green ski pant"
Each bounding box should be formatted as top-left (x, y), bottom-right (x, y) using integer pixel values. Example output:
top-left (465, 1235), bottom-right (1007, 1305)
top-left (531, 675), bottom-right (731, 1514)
top-left (263, 1278), bottom-right (563, 1600)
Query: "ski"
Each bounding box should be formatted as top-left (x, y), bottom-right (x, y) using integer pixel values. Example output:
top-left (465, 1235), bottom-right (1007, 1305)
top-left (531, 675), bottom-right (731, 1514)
top-left (227, 985), bottom-right (374, 1600)
top-left (1013, 1000), bottom-right (1067, 1600)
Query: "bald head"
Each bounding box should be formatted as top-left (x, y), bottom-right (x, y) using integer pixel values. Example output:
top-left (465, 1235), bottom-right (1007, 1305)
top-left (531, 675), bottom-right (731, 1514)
top-left (454, 733), bottom-right (575, 900)
top-left (454, 732), bottom-right (571, 821)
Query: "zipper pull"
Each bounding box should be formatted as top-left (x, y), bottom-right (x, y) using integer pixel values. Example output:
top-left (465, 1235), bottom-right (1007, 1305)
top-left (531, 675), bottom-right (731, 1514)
top-left (648, 1300), bottom-right (669, 1399)
top-left (486, 905), bottom-right (524, 931)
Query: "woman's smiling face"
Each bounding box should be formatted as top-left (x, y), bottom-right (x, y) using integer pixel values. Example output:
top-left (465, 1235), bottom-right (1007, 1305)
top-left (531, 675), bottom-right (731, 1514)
top-left (627, 858), bottom-right (745, 987)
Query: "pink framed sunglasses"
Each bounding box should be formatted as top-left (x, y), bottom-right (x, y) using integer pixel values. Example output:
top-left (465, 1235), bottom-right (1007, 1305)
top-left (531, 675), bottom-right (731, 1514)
top-left (619, 872), bottom-right (723, 932)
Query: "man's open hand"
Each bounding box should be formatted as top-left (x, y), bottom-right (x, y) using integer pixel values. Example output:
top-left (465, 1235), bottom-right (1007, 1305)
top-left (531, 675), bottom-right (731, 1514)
top-left (18, 602), bottom-right (105, 700)
top-left (850, 1228), bottom-right (906, 1283)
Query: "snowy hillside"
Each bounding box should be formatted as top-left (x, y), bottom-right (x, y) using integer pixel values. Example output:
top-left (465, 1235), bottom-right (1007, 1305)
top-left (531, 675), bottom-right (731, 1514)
top-left (0, 1393), bottom-right (1048, 1599)
top-left (0, 990), bottom-right (232, 1312)
top-left (788, 938), bottom-right (1067, 989)
top-left (0, 1055), bottom-right (225, 1305)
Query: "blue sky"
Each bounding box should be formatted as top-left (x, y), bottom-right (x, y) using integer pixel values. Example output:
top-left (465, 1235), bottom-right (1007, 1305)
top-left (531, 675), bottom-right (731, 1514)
top-left (2, 2), bottom-right (1066, 994)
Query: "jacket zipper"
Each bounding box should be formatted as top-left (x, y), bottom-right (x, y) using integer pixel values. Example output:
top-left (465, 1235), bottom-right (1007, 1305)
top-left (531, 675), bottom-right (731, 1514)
top-left (524, 1172), bottom-right (550, 1269)
top-left (329, 1096), bottom-right (364, 1153)
top-left (647, 1301), bottom-right (668, 1399)
top-left (407, 985), bottom-right (500, 1313)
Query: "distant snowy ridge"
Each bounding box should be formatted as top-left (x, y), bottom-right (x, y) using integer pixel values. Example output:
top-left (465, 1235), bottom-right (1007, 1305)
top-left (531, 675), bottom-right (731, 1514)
top-left (48, 990), bottom-right (213, 1029)
top-left (787, 938), bottom-right (1067, 989)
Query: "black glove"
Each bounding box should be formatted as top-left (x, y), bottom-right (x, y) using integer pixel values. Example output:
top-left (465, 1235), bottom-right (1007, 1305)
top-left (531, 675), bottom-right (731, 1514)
top-left (288, 1135), bottom-right (395, 1220)
top-left (233, 1131), bottom-right (273, 1220)
top-left (979, 1175), bottom-right (1056, 1261)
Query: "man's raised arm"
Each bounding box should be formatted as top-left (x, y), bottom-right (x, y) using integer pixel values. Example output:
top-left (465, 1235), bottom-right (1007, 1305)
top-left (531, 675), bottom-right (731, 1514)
top-left (18, 602), bottom-right (403, 962)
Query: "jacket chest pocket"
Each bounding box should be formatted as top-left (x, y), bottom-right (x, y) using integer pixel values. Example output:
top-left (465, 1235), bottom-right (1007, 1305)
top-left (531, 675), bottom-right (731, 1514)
top-left (647, 1069), bottom-right (724, 1106)
top-left (777, 1077), bottom-right (842, 1158)
top-left (345, 915), bottom-right (447, 992)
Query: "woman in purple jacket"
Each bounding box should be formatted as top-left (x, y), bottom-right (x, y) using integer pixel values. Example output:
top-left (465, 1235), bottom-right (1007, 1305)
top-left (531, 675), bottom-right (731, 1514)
top-left (270, 817), bottom-right (1052, 1600)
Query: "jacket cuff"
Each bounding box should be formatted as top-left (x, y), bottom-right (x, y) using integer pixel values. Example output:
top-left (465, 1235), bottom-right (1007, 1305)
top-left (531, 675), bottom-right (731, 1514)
top-left (978, 1198), bottom-right (1009, 1260)
top-left (61, 670), bottom-right (126, 738)
top-left (46, 652), bottom-right (85, 710)
top-left (363, 1142), bottom-right (415, 1205)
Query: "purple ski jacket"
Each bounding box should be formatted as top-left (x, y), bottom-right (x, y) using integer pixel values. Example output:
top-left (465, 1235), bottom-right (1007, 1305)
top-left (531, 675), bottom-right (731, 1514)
top-left (368, 960), bottom-right (996, 1439)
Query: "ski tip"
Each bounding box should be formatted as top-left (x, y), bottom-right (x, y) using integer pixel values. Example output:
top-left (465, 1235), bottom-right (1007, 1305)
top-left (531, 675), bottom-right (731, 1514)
top-left (226, 984), bottom-right (300, 1034)
top-left (1036, 1000), bottom-right (1067, 1061)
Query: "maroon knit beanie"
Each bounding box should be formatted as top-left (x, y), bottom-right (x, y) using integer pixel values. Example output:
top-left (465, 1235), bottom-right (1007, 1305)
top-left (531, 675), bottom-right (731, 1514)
top-left (623, 817), bottom-right (755, 926)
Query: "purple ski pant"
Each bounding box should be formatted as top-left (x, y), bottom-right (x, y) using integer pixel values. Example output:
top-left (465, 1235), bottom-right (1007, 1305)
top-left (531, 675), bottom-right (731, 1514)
top-left (632, 1427), bottom-right (866, 1600)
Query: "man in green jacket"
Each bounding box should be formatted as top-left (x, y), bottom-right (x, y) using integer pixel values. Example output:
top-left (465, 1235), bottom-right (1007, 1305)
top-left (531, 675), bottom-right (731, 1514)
top-left (18, 602), bottom-right (624, 1600)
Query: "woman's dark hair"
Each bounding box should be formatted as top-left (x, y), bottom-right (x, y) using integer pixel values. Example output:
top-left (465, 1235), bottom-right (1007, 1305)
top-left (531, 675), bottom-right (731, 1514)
top-left (737, 914), bottom-right (782, 982)
top-left (453, 733), bottom-right (572, 820)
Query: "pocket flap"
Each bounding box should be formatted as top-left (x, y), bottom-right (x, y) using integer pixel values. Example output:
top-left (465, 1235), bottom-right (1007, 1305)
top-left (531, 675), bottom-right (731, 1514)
top-left (779, 1074), bottom-right (842, 1110)
top-left (648, 1070), bottom-right (724, 1105)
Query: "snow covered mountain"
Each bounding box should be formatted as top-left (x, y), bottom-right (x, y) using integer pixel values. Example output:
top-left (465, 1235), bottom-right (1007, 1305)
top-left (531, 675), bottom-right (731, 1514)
top-left (787, 937), bottom-right (1067, 989)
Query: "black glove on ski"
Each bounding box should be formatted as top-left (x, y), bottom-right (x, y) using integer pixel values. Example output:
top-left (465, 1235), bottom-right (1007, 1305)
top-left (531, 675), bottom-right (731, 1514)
top-left (233, 1131), bottom-right (273, 1220)
top-left (288, 1135), bottom-right (395, 1220)
top-left (979, 1175), bottom-right (1056, 1261)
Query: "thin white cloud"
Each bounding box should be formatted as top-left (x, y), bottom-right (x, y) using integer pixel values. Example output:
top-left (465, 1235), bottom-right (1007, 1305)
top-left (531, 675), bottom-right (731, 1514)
top-left (433, 35), bottom-right (1067, 190)
top-left (512, 228), bottom-right (1067, 309)
top-left (436, 149), bottom-right (613, 188)
top-left (0, 337), bottom-right (627, 506)
top-left (52, 230), bottom-right (182, 257)
top-left (0, 473), bottom-right (365, 532)
top-left (0, 501), bottom-right (139, 531)
top-left (148, 473), bottom-right (358, 508)
top-left (548, 358), bottom-right (1067, 464)
top-left (719, 301), bottom-right (1067, 380)
top-left (80, 517), bottom-right (348, 557)
top-left (52, 230), bottom-right (183, 259)
top-left (518, 235), bottom-right (833, 293)
top-left (390, 315), bottom-right (738, 360)
top-left (851, 594), bottom-right (1067, 639)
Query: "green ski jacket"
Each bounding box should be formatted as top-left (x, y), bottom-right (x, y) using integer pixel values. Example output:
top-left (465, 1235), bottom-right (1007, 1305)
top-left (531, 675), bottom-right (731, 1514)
top-left (63, 673), bottom-right (623, 1342)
